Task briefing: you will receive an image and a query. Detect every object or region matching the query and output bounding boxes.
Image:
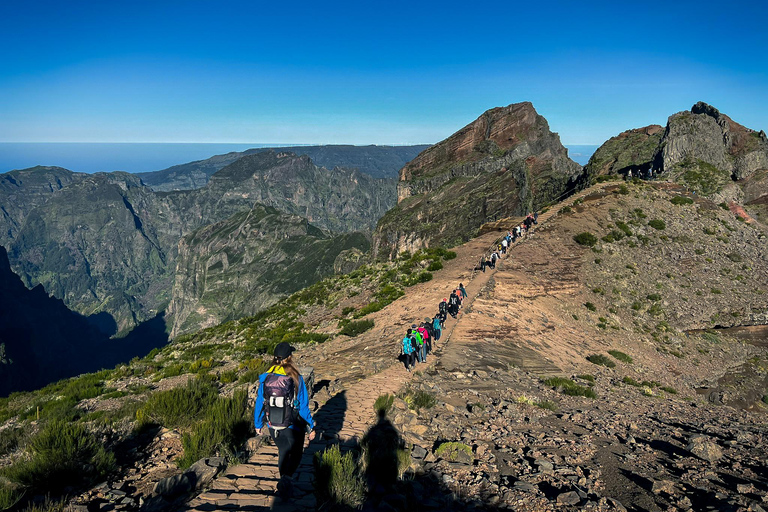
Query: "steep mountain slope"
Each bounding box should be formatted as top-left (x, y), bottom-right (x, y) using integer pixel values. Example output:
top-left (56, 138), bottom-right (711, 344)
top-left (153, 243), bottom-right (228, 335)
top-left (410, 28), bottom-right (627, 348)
top-left (171, 151), bottom-right (395, 233)
top-left (0, 246), bottom-right (167, 395)
top-left (8, 172), bottom-right (180, 335)
top-left (138, 144), bottom-right (430, 191)
top-left (168, 204), bottom-right (370, 336)
top-left (373, 102), bottom-right (582, 258)
top-left (2, 152), bottom-right (393, 335)
top-left (0, 166), bottom-right (86, 245)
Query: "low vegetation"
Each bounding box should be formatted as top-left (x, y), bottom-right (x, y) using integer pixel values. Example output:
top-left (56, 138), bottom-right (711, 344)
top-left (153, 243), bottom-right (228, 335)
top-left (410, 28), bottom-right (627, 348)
top-left (434, 441), bottom-right (472, 462)
top-left (573, 232), bottom-right (598, 247)
top-left (314, 444), bottom-right (365, 509)
top-left (542, 377), bottom-right (597, 399)
top-left (339, 319), bottom-right (375, 337)
top-left (399, 387), bottom-right (436, 411)
top-left (608, 350), bottom-right (633, 364)
top-left (587, 354), bottom-right (616, 368)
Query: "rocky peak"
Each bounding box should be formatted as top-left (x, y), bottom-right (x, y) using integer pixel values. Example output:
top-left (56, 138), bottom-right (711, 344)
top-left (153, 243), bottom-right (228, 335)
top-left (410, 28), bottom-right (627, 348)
top-left (374, 102), bottom-right (581, 258)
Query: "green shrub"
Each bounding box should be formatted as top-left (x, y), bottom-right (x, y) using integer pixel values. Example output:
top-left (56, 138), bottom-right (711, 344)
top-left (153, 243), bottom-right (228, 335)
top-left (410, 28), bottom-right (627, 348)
top-left (137, 377), bottom-right (219, 429)
top-left (670, 196), bottom-right (694, 206)
top-left (427, 260), bottom-right (443, 271)
top-left (177, 388), bottom-right (251, 469)
top-left (434, 442), bottom-right (472, 462)
top-left (648, 219), bottom-right (666, 230)
top-left (587, 354), bottom-right (616, 368)
top-left (339, 319), bottom-right (374, 337)
top-left (399, 387), bottom-right (436, 411)
top-left (0, 484), bottom-right (23, 510)
top-left (3, 420), bottom-right (115, 492)
top-left (218, 370), bottom-right (238, 384)
top-left (341, 306), bottom-right (356, 316)
top-left (443, 251), bottom-right (457, 260)
top-left (648, 303), bottom-right (664, 316)
top-left (314, 444), bottom-right (365, 509)
top-left (585, 302), bottom-right (597, 312)
top-left (719, 202), bottom-right (729, 210)
top-left (577, 374), bottom-right (595, 383)
top-left (660, 386), bottom-right (678, 394)
top-left (542, 377), bottom-right (596, 398)
top-left (573, 232), bottom-right (598, 247)
top-left (646, 293), bottom-right (661, 301)
top-left (373, 394), bottom-right (395, 416)
top-left (559, 206), bottom-right (573, 214)
top-left (608, 350), bottom-right (633, 364)
top-left (535, 400), bottom-right (558, 411)
top-left (711, 288), bottom-right (722, 295)
top-left (726, 252), bottom-right (743, 262)
top-left (622, 376), bottom-right (641, 387)
top-left (0, 426), bottom-right (29, 456)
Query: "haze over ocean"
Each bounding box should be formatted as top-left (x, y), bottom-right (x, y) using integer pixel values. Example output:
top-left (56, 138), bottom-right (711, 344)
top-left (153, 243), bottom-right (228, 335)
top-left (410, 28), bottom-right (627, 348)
top-left (0, 143), bottom-right (598, 174)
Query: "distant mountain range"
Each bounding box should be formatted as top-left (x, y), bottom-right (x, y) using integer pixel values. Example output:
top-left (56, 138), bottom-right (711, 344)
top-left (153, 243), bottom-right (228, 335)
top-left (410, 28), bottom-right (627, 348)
top-left (137, 144), bottom-right (431, 191)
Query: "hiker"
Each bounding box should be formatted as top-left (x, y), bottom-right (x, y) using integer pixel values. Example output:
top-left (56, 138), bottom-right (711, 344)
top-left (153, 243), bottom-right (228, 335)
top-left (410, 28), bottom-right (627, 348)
top-left (501, 237), bottom-right (508, 254)
top-left (437, 300), bottom-right (448, 327)
top-left (459, 283), bottom-right (467, 301)
top-left (401, 329), bottom-right (416, 371)
top-left (411, 325), bottom-right (425, 363)
top-left (253, 342), bottom-right (316, 499)
top-left (417, 322), bottom-right (430, 358)
top-left (448, 291), bottom-right (459, 318)
top-left (479, 256), bottom-right (487, 272)
top-left (489, 251), bottom-right (497, 269)
top-left (432, 315), bottom-right (442, 341)
top-left (534, 211), bottom-right (538, 224)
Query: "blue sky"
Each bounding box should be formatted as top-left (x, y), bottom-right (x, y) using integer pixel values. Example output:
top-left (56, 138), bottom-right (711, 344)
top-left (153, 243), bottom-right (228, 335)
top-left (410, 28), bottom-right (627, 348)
top-left (1, 0), bottom-right (766, 145)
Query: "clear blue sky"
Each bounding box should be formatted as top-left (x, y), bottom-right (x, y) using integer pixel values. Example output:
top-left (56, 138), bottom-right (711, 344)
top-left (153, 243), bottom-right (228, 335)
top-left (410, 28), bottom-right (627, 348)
top-left (1, 0), bottom-right (766, 145)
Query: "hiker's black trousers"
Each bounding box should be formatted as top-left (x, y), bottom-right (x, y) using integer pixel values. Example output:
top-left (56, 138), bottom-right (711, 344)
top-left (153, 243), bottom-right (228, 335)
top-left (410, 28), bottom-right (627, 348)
top-left (270, 427), bottom-right (306, 477)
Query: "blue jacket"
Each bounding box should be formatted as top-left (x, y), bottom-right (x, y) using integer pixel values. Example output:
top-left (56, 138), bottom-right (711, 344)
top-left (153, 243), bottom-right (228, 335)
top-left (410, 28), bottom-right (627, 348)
top-left (253, 365), bottom-right (314, 432)
top-left (432, 318), bottom-right (441, 332)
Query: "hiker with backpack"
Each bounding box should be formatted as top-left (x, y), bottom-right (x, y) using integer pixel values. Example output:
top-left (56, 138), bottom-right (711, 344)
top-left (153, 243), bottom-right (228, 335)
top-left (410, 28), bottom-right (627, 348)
top-left (411, 326), bottom-right (425, 363)
top-left (253, 342), bottom-right (316, 499)
top-left (416, 323), bottom-right (430, 361)
top-left (401, 329), bottom-right (416, 371)
top-left (459, 283), bottom-right (468, 301)
top-left (448, 291), bottom-right (459, 318)
top-left (438, 299), bottom-right (448, 326)
top-left (432, 315), bottom-right (442, 341)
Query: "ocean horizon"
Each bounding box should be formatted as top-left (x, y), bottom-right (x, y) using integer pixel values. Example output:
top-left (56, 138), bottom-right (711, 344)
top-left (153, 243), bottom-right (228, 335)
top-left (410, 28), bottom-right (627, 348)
top-left (0, 142), bottom-right (598, 174)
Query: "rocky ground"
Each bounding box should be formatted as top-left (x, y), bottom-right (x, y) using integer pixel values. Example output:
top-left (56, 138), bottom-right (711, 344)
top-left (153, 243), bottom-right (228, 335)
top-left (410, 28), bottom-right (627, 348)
top-left (11, 181), bottom-right (768, 512)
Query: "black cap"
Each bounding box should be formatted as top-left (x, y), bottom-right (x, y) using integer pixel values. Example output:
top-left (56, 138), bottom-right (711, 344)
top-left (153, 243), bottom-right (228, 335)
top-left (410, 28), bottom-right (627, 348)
top-left (274, 342), bottom-right (295, 359)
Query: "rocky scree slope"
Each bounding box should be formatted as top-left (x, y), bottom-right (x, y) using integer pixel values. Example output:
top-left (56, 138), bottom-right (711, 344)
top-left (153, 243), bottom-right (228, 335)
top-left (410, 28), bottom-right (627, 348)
top-left (373, 102), bottom-right (582, 259)
top-left (379, 182), bottom-right (768, 512)
top-left (0, 152), bottom-right (391, 336)
top-left (137, 144), bottom-right (429, 191)
top-left (168, 204), bottom-right (370, 337)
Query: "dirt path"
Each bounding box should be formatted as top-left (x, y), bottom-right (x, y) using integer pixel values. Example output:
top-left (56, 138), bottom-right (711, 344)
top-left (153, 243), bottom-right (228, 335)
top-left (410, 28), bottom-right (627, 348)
top-left (181, 183), bottom-right (613, 511)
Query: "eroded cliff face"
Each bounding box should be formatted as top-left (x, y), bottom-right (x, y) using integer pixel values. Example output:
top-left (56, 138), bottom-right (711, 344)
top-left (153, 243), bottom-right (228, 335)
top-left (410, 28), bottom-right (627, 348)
top-left (373, 102), bottom-right (581, 258)
top-left (2, 152), bottom-right (392, 336)
top-left (167, 205), bottom-right (370, 337)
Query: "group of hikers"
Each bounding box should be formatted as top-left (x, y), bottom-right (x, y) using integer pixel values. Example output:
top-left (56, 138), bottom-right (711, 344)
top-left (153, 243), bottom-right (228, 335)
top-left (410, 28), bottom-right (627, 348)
top-left (252, 222), bottom-right (529, 499)
top-left (399, 282), bottom-right (468, 371)
top-left (478, 212), bottom-right (537, 272)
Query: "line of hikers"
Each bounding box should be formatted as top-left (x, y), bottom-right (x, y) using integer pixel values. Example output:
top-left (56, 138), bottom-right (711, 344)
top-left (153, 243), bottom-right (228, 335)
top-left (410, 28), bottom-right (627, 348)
top-left (399, 283), bottom-right (467, 371)
top-left (478, 212), bottom-right (537, 272)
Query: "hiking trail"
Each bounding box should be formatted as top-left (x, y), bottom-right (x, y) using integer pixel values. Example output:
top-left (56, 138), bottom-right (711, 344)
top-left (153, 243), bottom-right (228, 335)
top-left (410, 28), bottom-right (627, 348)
top-left (181, 182), bottom-right (614, 511)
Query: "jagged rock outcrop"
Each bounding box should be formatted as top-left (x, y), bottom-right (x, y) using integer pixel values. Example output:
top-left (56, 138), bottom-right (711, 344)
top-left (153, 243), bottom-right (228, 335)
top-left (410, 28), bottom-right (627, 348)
top-left (586, 103), bottom-right (768, 198)
top-left (657, 102), bottom-right (768, 181)
top-left (138, 144), bottom-right (429, 191)
top-left (583, 125), bottom-right (663, 180)
top-left (373, 102), bottom-right (581, 258)
top-left (168, 205), bottom-right (370, 336)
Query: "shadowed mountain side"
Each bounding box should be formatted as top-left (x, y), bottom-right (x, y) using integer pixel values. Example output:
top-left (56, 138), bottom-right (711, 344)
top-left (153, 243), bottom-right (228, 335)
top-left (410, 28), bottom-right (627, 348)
top-left (0, 246), bottom-right (168, 396)
top-left (137, 144), bottom-right (431, 191)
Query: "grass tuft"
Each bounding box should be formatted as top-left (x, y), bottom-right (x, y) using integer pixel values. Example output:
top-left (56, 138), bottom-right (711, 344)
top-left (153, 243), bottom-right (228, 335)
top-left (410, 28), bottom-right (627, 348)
top-left (587, 354), bottom-right (616, 368)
